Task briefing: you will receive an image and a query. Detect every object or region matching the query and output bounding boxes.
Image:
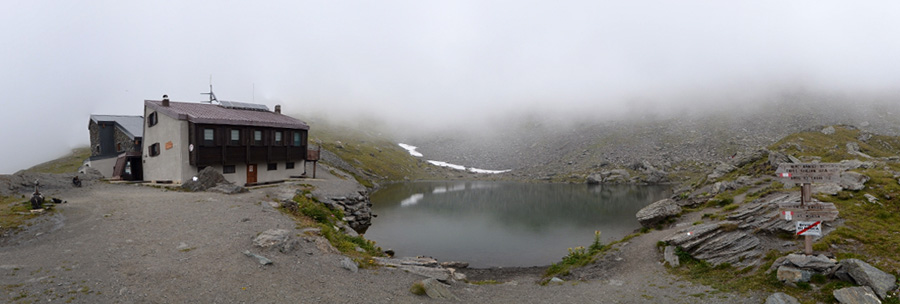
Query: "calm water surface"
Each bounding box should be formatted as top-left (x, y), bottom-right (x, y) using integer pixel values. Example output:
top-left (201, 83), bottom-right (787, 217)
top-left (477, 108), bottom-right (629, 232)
top-left (366, 181), bottom-right (670, 267)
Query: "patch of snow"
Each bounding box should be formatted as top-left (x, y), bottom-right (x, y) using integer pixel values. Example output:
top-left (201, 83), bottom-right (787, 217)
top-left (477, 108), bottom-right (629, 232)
top-left (400, 193), bottom-right (425, 207)
top-left (427, 160), bottom-right (466, 171)
top-left (397, 143), bottom-right (423, 157)
top-left (468, 168), bottom-right (511, 174)
top-left (398, 142), bottom-right (511, 174)
top-left (433, 187), bottom-right (447, 194)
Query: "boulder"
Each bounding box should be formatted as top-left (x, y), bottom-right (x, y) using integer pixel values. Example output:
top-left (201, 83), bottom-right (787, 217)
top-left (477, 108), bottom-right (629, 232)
top-left (777, 266), bottom-right (811, 283)
top-left (840, 172), bottom-right (870, 191)
top-left (838, 259), bottom-right (897, 299)
top-left (208, 183), bottom-right (248, 194)
top-left (833, 286), bottom-right (882, 304)
top-left (181, 167), bottom-right (228, 192)
top-left (401, 265), bottom-right (451, 281)
top-left (663, 245), bottom-right (680, 267)
top-left (813, 183), bottom-right (843, 196)
top-left (822, 126), bottom-right (836, 135)
top-left (586, 173), bottom-right (603, 185)
top-left (864, 194), bottom-right (879, 204)
top-left (768, 150), bottom-right (791, 167)
top-left (782, 254), bottom-right (837, 273)
top-left (635, 199), bottom-right (682, 228)
top-left (341, 257), bottom-right (358, 273)
top-left (711, 181), bottom-right (736, 195)
top-left (707, 162), bottom-right (737, 180)
top-left (765, 292), bottom-right (800, 304)
top-left (420, 278), bottom-right (458, 300)
top-left (253, 229), bottom-right (296, 253)
top-left (603, 169), bottom-right (631, 184)
top-left (242, 250), bottom-right (273, 265)
top-left (841, 159), bottom-right (875, 170)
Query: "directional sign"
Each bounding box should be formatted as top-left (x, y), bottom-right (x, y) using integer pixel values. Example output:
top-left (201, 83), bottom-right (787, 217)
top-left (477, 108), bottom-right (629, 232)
top-left (796, 221), bottom-right (822, 236)
top-left (778, 201), bottom-right (839, 221)
top-left (775, 163), bottom-right (843, 183)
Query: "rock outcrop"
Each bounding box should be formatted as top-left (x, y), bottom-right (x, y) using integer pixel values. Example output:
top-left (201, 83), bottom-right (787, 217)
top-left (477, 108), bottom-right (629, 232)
top-left (765, 292), bottom-right (800, 304)
top-left (586, 169), bottom-right (631, 184)
top-left (833, 286), bottom-right (882, 304)
top-left (635, 199), bottom-right (681, 228)
top-left (253, 229), bottom-right (297, 253)
top-left (182, 167), bottom-right (247, 193)
top-left (318, 191), bottom-right (374, 233)
top-left (662, 221), bottom-right (761, 267)
top-left (836, 259), bottom-right (897, 300)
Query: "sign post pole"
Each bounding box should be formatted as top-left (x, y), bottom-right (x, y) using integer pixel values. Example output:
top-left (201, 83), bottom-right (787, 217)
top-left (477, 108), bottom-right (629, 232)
top-left (801, 182), bottom-right (812, 255)
top-left (776, 163), bottom-right (842, 256)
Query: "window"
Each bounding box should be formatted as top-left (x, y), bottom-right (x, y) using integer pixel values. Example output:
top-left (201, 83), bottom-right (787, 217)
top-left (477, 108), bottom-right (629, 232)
top-left (286, 162), bottom-right (295, 169)
top-left (148, 112), bottom-right (158, 127)
top-left (230, 129), bottom-right (240, 145)
top-left (274, 131), bottom-right (282, 145)
top-left (267, 163), bottom-right (277, 171)
top-left (254, 130), bottom-right (262, 145)
top-left (293, 132), bottom-right (301, 147)
top-left (223, 165), bottom-right (236, 174)
top-left (149, 143), bottom-right (160, 156)
top-left (203, 128), bottom-right (215, 145)
top-left (116, 143), bottom-right (123, 152)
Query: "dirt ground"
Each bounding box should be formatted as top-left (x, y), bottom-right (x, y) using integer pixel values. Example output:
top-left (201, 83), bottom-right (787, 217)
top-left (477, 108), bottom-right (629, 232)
top-left (0, 165), bottom-right (764, 303)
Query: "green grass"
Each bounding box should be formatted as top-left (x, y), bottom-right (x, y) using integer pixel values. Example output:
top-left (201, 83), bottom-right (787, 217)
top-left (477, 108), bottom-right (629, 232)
top-left (0, 196), bottom-right (42, 235)
top-left (24, 147), bottom-right (91, 174)
top-left (280, 186), bottom-right (384, 260)
top-left (545, 230), bottom-right (640, 278)
top-left (304, 118), bottom-right (438, 187)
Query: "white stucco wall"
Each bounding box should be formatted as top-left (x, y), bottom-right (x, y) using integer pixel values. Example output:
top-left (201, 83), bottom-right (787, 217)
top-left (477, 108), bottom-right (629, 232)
top-left (86, 156), bottom-right (117, 178)
top-left (142, 105), bottom-right (193, 183)
top-left (204, 161), bottom-right (305, 186)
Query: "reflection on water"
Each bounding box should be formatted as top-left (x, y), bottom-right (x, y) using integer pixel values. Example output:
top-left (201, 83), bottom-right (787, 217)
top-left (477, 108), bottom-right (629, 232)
top-left (367, 181), bottom-right (670, 267)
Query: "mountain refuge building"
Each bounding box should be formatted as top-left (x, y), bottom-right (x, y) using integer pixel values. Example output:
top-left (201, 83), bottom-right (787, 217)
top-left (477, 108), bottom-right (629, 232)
top-left (142, 96), bottom-right (309, 186)
top-left (86, 115), bottom-right (144, 179)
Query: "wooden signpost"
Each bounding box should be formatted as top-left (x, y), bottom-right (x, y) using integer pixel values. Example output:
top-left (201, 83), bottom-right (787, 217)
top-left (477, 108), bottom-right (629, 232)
top-left (775, 163), bottom-right (842, 255)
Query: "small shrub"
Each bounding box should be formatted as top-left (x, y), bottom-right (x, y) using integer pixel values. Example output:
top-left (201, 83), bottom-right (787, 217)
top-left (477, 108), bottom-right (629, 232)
top-left (409, 282), bottom-right (426, 295)
top-left (722, 204), bottom-right (739, 212)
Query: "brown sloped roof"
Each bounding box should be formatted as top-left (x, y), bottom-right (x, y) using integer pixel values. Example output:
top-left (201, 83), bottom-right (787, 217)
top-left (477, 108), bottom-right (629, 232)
top-left (145, 100), bottom-right (309, 130)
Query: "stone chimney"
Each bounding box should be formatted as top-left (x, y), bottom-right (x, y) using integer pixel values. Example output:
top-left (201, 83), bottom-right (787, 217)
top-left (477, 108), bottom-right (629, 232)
top-left (162, 94), bottom-right (170, 107)
top-left (275, 105), bottom-right (281, 114)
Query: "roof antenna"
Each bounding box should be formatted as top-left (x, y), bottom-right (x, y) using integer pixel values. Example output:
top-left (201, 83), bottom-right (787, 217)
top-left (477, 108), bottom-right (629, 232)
top-left (201, 75), bottom-right (217, 104)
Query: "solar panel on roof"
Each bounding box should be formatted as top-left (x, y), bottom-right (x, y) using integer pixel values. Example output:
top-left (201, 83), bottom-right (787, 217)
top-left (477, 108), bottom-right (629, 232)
top-left (218, 100), bottom-right (270, 112)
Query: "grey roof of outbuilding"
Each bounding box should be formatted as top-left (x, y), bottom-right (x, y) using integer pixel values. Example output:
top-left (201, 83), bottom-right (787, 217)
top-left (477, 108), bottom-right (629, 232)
top-left (145, 100), bottom-right (309, 130)
top-left (89, 115), bottom-right (145, 138)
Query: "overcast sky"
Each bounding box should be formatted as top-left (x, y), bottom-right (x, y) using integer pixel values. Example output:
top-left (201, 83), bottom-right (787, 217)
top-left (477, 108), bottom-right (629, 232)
top-left (1, 1), bottom-right (899, 173)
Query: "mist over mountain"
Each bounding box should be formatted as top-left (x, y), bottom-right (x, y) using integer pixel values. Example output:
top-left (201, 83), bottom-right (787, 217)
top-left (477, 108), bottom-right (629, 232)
top-left (394, 89), bottom-right (899, 178)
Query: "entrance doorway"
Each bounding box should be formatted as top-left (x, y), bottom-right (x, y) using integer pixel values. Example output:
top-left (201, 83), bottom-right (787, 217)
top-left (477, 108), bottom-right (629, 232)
top-left (247, 164), bottom-right (257, 185)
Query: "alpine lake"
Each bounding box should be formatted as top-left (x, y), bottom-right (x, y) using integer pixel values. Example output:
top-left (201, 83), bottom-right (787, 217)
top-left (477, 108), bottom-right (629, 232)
top-left (365, 181), bottom-right (671, 268)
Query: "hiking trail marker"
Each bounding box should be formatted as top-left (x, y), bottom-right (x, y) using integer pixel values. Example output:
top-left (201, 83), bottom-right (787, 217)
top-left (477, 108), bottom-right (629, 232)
top-left (775, 162), bottom-right (842, 255)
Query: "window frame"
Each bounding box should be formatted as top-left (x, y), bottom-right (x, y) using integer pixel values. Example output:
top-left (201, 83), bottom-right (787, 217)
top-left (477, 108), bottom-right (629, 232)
top-left (223, 165), bottom-right (236, 174)
top-left (148, 112), bottom-right (158, 127)
top-left (149, 143), bottom-right (160, 157)
top-left (203, 128), bottom-right (215, 146)
top-left (229, 129), bottom-right (241, 146)
top-left (274, 131), bottom-right (283, 146)
top-left (253, 130), bottom-right (263, 146)
top-left (267, 163), bottom-right (277, 171)
top-left (286, 162), bottom-right (295, 169)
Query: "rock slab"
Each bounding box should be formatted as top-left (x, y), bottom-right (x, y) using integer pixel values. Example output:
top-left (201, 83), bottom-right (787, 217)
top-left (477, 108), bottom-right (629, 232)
top-left (421, 278), bottom-right (458, 300)
top-left (636, 198), bottom-right (681, 228)
top-left (765, 292), bottom-right (800, 304)
top-left (838, 259), bottom-right (897, 299)
top-left (833, 286), bottom-right (882, 304)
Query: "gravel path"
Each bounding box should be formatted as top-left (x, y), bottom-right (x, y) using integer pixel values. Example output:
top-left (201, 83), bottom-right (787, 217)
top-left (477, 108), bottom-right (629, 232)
top-left (0, 168), bottom-right (765, 303)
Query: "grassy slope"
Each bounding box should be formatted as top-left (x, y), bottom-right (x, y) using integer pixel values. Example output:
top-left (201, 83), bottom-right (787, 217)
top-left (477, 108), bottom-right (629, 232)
top-left (23, 147), bottom-right (91, 174)
top-left (304, 119), bottom-right (446, 187)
